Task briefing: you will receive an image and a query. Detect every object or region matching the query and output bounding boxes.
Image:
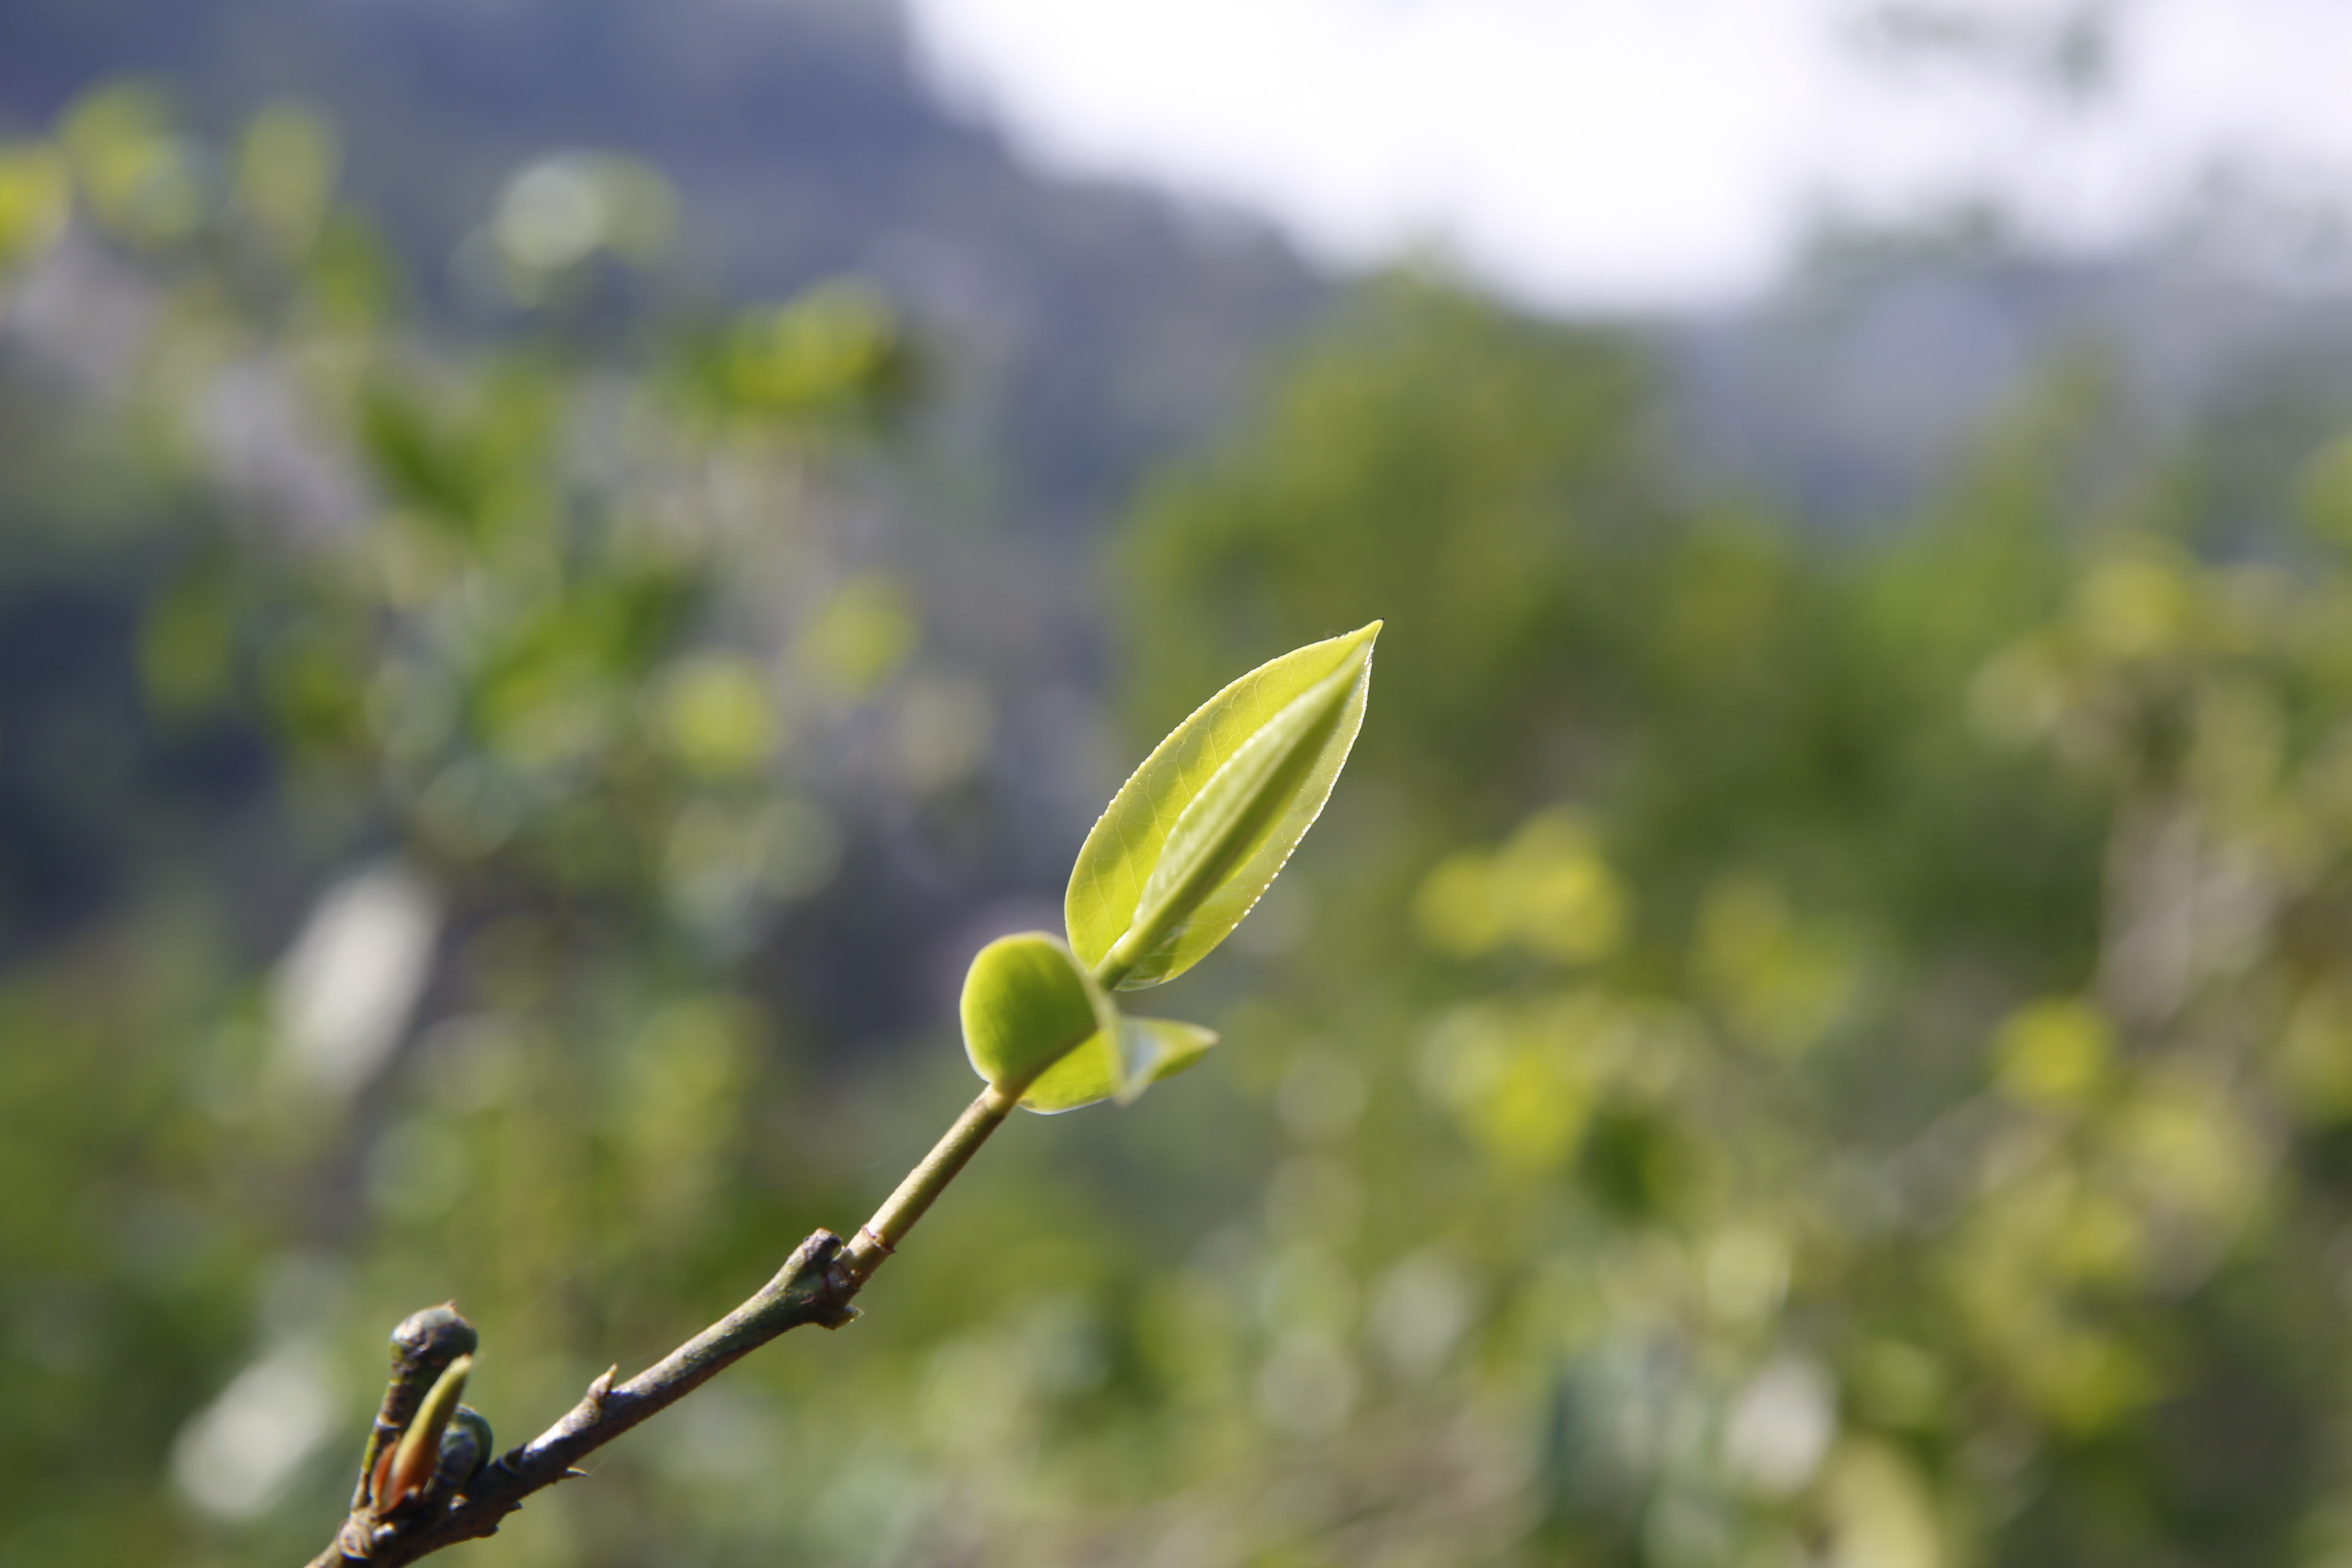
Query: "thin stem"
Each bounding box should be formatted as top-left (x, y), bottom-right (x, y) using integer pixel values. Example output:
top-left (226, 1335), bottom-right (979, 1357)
top-left (1092, 946), bottom-right (1138, 993)
top-left (839, 1081), bottom-right (1017, 1285)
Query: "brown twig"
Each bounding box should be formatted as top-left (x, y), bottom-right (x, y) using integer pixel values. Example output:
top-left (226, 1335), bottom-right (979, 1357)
top-left (304, 1084), bottom-right (1018, 1567)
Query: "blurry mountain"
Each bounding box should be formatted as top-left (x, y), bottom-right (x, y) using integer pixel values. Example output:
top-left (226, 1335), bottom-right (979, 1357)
top-left (10, 0), bottom-right (2352, 543)
top-left (1666, 216), bottom-right (2352, 531)
top-left (0, 0), bottom-right (1329, 540)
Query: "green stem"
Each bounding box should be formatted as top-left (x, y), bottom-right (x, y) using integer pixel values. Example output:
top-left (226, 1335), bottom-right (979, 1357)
top-left (1091, 948), bottom-right (1137, 993)
top-left (839, 1082), bottom-right (1017, 1285)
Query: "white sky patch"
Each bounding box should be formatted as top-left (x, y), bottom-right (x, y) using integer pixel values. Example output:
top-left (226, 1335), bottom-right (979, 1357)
top-left (902, 0), bottom-right (2352, 311)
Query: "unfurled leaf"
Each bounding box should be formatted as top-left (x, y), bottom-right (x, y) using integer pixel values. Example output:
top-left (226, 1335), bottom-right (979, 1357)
top-left (1022, 1016), bottom-right (1220, 1114)
top-left (1069, 622), bottom-right (1379, 990)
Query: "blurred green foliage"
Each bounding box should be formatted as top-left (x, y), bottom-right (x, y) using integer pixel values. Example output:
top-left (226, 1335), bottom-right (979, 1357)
top-left (1114, 287), bottom-right (2352, 1567)
top-left (12, 79), bottom-right (2352, 1568)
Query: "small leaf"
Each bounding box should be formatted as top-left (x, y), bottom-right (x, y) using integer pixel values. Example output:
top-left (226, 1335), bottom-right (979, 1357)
top-left (1112, 1017), bottom-right (1221, 1106)
top-left (1023, 1016), bottom-right (1220, 1115)
top-left (961, 934), bottom-right (1219, 1112)
top-left (380, 1352), bottom-right (471, 1514)
top-left (961, 933), bottom-right (1115, 1098)
top-left (1069, 622), bottom-right (1379, 990)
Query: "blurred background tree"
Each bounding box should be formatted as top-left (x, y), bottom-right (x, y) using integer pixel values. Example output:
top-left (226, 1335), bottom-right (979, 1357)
top-left (1115, 285), bottom-right (2352, 1566)
top-left (12, 7), bottom-right (2352, 1568)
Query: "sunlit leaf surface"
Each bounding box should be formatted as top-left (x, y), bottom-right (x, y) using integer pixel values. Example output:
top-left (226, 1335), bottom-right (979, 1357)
top-left (1020, 1015), bottom-right (1218, 1114)
top-left (959, 932), bottom-right (1106, 1096)
top-left (1068, 622), bottom-right (1378, 989)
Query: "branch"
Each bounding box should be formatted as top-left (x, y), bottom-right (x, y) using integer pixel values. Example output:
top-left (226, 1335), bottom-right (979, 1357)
top-left (297, 618), bottom-right (1374, 1565)
top-left (304, 1084), bottom-right (1017, 1567)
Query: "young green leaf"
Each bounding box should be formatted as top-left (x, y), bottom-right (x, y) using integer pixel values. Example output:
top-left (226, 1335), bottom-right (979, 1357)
top-left (960, 933), bottom-right (1112, 1098)
top-left (1069, 622), bottom-right (1379, 990)
top-left (960, 932), bottom-right (1220, 1113)
top-left (1022, 1016), bottom-right (1219, 1114)
top-left (379, 1352), bottom-right (472, 1514)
